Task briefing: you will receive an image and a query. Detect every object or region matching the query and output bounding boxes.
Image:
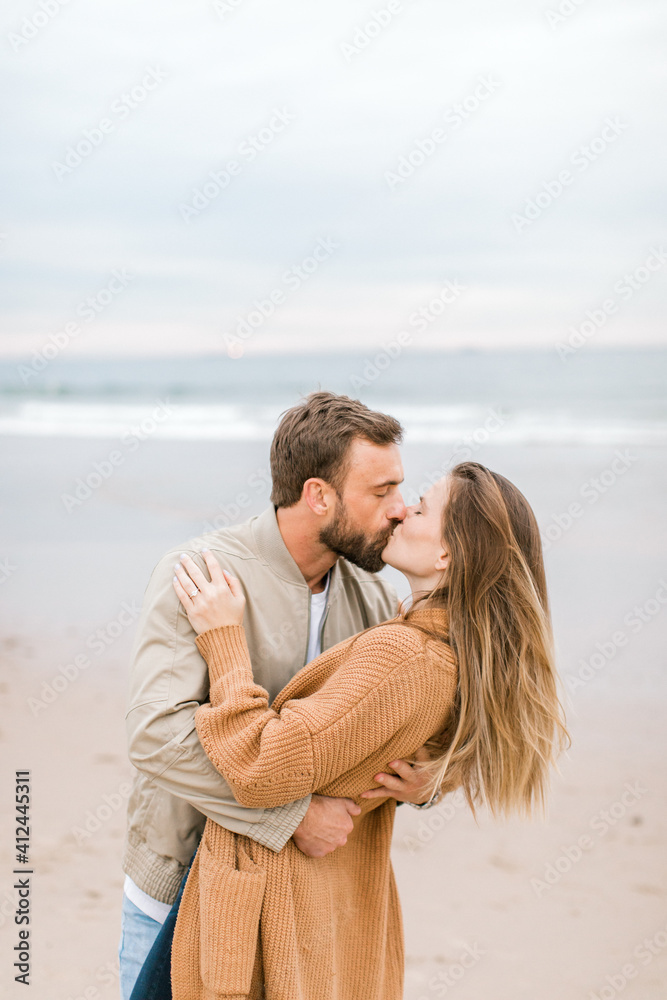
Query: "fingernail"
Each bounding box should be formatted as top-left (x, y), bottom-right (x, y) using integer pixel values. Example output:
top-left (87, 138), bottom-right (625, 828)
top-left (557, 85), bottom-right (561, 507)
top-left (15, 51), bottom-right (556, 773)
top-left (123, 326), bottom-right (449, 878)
top-left (180, 553), bottom-right (187, 560)
top-left (173, 576), bottom-right (177, 582)
top-left (201, 547), bottom-right (210, 553)
top-left (174, 562), bottom-right (180, 570)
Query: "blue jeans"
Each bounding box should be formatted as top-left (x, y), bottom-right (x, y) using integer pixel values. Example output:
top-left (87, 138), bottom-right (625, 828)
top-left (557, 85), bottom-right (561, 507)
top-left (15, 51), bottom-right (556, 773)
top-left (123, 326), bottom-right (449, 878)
top-left (128, 860), bottom-right (193, 1000)
top-left (118, 895), bottom-right (164, 1000)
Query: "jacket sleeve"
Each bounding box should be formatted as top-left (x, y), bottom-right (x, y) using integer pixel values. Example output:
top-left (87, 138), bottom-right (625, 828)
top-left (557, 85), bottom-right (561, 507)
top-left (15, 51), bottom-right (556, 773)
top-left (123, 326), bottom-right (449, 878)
top-left (125, 551), bottom-right (311, 852)
top-left (194, 621), bottom-right (433, 808)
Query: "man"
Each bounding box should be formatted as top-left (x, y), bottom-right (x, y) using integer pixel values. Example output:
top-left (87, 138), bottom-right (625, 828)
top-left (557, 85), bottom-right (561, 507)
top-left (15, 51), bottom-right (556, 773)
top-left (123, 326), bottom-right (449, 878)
top-left (120, 392), bottom-right (433, 998)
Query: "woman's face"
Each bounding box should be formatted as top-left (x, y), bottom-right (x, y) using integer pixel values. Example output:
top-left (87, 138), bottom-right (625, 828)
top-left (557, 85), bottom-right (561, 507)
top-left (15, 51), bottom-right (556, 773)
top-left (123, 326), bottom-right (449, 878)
top-left (382, 476), bottom-right (450, 583)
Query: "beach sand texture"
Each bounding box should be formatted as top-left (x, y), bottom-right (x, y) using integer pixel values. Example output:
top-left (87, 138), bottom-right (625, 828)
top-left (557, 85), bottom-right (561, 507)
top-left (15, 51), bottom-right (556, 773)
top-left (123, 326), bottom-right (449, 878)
top-left (1, 404), bottom-right (666, 999)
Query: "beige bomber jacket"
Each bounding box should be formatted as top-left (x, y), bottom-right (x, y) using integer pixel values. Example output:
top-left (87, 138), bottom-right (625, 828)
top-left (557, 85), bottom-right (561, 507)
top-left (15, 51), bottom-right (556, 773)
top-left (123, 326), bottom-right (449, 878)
top-left (123, 505), bottom-right (398, 904)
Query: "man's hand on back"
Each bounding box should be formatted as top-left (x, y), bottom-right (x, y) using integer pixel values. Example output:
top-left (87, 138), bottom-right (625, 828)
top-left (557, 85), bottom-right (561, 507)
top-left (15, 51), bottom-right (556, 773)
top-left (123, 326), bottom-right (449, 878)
top-left (360, 745), bottom-right (435, 805)
top-left (292, 794), bottom-right (361, 858)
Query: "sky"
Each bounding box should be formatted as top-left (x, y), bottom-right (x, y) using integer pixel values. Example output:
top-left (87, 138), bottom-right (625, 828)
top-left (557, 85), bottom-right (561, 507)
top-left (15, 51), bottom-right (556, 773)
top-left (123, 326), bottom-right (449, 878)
top-left (1, 0), bottom-right (666, 358)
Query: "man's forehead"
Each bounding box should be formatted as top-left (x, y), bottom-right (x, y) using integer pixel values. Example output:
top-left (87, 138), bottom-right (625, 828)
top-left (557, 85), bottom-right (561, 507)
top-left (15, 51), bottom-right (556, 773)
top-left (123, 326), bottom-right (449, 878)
top-left (346, 439), bottom-right (403, 479)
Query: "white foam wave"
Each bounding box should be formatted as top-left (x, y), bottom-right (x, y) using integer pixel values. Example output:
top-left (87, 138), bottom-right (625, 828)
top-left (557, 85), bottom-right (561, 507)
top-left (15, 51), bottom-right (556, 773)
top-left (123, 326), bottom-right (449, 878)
top-left (0, 400), bottom-right (665, 445)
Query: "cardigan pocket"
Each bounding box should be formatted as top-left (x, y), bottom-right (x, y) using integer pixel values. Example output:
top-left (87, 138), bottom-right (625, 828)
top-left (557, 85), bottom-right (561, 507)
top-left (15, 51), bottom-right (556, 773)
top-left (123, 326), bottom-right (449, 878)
top-left (199, 839), bottom-right (267, 996)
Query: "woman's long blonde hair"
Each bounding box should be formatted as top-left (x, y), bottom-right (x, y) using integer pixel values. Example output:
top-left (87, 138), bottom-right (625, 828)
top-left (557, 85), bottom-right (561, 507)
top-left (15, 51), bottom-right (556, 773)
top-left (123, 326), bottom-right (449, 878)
top-left (406, 461), bottom-right (569, 817)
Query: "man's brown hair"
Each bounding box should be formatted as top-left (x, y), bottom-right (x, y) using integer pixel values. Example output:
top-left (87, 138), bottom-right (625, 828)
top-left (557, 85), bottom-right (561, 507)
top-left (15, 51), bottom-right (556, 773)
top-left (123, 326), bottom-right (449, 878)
top-left (270, 391), bottom-right (403, 508)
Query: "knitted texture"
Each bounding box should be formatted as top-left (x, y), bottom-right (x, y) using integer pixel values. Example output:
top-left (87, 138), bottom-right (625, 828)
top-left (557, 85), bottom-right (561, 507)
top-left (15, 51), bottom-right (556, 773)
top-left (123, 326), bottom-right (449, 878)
top-left (171, 608), bottom-right (457, 1000)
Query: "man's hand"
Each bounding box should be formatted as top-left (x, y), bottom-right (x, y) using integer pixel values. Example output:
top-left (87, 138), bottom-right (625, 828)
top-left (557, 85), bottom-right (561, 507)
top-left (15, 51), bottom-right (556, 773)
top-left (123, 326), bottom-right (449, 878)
top-left (292, 794), bottom-right (361, 858)
top-left (360, 745), bottom-right (434, 805)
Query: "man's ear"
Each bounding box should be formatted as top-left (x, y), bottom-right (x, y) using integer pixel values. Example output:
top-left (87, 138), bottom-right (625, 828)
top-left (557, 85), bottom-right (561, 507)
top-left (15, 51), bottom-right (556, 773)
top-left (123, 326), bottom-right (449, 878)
top-left (302, 478), bottom-right (332, 516)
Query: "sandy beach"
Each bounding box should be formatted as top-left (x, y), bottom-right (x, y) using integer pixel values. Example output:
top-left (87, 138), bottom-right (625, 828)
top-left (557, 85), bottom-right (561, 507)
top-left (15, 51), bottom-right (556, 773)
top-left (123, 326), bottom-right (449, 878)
top-left (1, 429), bottom-right (666, 999)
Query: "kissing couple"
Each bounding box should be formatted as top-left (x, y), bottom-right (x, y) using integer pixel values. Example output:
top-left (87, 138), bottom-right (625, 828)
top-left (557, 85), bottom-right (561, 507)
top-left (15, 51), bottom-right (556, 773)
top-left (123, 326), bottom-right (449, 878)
top-left (119, 391), bottom-right (568, 999)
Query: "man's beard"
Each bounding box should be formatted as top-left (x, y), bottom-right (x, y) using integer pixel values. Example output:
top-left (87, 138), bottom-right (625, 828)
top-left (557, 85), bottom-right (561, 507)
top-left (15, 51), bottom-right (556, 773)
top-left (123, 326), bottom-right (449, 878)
top-left (319, 498), bottom-right (399, 573)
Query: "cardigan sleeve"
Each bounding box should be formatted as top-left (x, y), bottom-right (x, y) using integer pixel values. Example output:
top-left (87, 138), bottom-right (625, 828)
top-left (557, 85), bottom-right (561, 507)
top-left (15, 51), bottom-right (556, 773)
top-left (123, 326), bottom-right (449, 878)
top-left (194, 622), bottom-right (440, 809)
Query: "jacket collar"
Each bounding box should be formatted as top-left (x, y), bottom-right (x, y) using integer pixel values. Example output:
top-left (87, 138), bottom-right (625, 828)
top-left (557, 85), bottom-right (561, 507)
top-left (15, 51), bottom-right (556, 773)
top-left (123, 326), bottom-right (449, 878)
top-left (250, 505), bottom-right (344, 596)
top-left (402, 606), bottom-right (449, 631)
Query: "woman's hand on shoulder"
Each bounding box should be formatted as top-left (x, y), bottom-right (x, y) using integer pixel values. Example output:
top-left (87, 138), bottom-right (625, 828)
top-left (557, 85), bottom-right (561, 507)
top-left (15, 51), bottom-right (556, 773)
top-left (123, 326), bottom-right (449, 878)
top-left (172, 549), bottom-right (246, 635)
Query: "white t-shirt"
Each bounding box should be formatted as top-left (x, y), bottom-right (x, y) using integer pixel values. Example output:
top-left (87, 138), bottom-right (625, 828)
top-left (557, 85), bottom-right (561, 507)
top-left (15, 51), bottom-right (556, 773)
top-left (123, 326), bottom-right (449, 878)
top-left (306, 571), bottom-right (330, 662)
top-left (125, 572), bottom-right (332, 922)
top-left (124, 874), bottom-right (173, 924)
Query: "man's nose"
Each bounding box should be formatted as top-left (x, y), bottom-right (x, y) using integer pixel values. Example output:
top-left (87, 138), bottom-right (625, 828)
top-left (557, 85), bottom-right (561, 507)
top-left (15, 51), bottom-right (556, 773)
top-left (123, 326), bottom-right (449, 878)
top-left (387, 495), bottom-right (407, 522)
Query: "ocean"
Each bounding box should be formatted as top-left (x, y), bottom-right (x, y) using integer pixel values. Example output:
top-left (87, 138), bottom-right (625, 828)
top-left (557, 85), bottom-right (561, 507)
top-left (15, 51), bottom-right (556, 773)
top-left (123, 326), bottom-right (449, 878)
top-left (0, 348), bottom-right (665, 445)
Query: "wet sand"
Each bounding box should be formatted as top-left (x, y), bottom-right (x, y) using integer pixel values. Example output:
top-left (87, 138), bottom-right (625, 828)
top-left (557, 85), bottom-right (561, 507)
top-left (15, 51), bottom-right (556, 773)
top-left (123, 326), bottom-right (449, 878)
top-left (0, 435), bottom-right (665, 999)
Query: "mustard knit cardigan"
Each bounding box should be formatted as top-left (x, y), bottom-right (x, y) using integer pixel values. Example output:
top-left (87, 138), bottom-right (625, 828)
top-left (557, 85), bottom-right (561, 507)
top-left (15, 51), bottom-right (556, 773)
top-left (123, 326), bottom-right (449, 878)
top-left (171, 608), bottom-right (457, 1000)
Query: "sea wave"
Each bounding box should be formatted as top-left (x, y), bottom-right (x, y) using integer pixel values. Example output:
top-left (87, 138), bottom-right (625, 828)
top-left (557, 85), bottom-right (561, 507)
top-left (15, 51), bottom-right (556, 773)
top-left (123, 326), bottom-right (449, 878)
top-left (0, 399), bottom-right (665, 445)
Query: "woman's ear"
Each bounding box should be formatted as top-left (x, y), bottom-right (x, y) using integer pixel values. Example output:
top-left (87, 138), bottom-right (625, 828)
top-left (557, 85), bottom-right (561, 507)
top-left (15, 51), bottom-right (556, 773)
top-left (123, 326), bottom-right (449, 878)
top-left (434, 548), bottom-right (449, 572)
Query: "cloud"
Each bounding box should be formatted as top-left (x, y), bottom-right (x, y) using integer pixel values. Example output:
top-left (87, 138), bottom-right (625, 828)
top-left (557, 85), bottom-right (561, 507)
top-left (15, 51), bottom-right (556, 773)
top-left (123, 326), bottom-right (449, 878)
top-left (0, 0), bottom-right (665, 357)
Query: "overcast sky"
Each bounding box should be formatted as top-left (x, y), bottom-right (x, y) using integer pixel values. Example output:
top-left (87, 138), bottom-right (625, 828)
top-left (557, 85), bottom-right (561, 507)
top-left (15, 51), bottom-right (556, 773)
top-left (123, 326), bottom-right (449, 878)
top-left (1, 0), bottom-right (665, 358)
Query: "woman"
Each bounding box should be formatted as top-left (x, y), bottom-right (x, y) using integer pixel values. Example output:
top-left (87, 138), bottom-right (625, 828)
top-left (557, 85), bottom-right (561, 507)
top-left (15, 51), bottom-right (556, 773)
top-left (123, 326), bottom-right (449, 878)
top-left (170, 462), bottom-right (568, 1000)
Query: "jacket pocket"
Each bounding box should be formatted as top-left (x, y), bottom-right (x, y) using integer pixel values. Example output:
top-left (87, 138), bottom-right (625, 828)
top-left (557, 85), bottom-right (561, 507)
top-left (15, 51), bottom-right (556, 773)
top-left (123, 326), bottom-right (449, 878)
top-left (198, 839), bottom-right (267, 996)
